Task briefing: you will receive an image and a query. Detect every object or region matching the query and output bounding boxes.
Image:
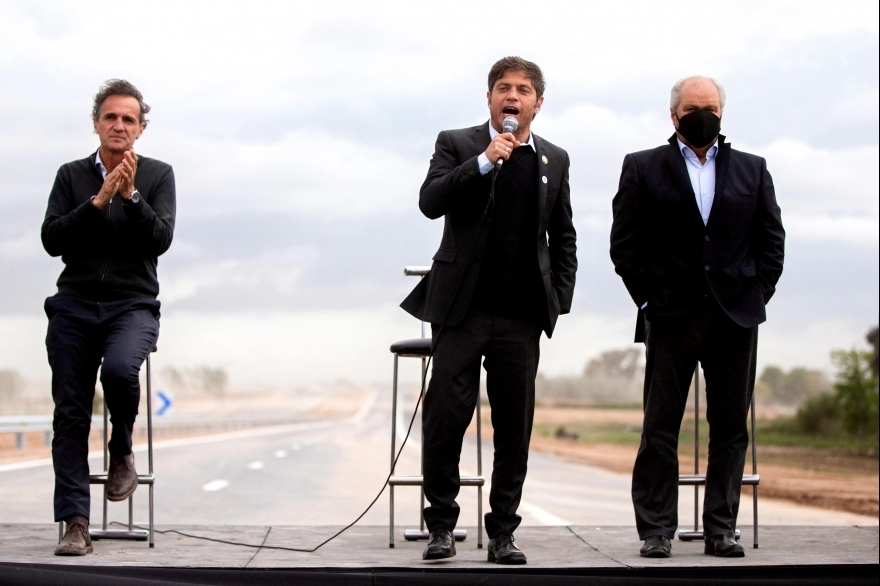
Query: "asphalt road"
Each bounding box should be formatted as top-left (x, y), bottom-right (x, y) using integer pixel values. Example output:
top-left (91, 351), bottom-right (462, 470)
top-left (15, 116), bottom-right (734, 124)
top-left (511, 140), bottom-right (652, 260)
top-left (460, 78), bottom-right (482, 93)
top-left (0, 390), bottom-right (875, 537)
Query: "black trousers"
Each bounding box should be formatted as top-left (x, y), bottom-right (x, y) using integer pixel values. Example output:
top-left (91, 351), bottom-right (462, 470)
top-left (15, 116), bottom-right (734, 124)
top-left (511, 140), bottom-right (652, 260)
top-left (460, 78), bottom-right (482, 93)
top-left (45, 293), bottom-right (160, 522)
top-left (422, 309), bottom-right (541, 538)
top-left (632, 297), bottom-right (757, 540)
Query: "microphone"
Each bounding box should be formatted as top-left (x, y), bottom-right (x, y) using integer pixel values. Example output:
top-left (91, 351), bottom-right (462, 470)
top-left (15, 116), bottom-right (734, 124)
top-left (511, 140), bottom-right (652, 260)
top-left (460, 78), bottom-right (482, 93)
top-left (494, 116), bottom-right (519, 171)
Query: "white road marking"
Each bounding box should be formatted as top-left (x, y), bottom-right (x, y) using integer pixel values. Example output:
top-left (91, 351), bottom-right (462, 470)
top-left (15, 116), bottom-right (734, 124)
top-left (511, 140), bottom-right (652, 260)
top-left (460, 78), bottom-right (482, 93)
top-left (0, 458), bottom-right (53, 474)
top-left (460, 467), bottom-right (572, 526)
top-left (202, 479), bottom-right (229, 492)
top-left (247, 461), bottom-right (264, 470)
top-left (518, 499), bottom-right (571, 526)
top-left (274, 450), bottom-right (287, 458)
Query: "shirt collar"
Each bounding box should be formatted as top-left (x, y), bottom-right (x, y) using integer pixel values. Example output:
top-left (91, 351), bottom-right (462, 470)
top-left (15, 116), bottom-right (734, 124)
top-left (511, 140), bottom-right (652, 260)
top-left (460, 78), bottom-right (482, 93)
top-left (489, 122), bottom-right (536, 151)
top-left (677, 137), bottom-right (718, 161)
top-left (94, 150), bottom-right (107, 179)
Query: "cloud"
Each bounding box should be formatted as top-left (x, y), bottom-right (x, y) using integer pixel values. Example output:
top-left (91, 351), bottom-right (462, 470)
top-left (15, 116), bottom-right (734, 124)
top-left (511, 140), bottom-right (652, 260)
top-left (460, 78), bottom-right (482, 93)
top-left (0, 0), bottom-right (876, 383)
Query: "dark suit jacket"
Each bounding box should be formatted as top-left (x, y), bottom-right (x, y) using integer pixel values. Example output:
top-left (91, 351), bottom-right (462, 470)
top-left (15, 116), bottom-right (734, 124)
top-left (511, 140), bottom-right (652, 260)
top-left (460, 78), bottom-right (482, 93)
top-left (401, 122), bottom-right (577, 337)
top-left (610, 135), bottom-right (785, 341)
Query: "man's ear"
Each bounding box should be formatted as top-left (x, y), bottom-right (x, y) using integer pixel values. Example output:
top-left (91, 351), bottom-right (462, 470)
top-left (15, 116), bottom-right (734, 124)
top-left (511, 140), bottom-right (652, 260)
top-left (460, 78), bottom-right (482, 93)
top-left (670, 109), bottom-right (678, 128)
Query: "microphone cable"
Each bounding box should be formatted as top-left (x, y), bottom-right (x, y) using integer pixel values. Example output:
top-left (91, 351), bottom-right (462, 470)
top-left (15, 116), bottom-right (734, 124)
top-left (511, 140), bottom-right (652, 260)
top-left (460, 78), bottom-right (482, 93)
top-left (115, 164), bottom-right (501, 554)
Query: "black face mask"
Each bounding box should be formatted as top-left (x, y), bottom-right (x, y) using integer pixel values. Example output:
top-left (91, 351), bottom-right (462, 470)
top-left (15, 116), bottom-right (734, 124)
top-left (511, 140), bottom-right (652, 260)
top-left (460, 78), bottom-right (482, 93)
top-left (675, 109), bottom-right (721, 148)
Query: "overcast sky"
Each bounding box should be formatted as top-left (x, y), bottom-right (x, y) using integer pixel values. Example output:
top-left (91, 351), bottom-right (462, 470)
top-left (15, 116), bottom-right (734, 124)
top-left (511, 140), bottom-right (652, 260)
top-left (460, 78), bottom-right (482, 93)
top-left (0, 0), bottom-right (877, 387)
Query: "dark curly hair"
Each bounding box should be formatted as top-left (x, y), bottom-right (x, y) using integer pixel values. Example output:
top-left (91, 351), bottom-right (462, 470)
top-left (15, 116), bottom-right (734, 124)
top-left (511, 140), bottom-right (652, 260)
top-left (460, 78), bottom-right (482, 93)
top-left (487, 56), bottom-right (545, 99)
top-left (92, 79), bottom-right (150, 126)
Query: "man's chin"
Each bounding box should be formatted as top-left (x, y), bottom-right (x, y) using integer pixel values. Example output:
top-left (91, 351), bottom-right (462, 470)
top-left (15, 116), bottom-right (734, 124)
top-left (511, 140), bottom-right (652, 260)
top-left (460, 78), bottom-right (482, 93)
top-left (101, 143), bottom-right (131, 153)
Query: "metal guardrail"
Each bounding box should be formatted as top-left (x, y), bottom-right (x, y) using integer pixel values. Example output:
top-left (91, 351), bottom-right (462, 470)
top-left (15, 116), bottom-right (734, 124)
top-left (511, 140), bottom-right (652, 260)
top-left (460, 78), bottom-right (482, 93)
top-left (1, 414), bottom-right (319, 450)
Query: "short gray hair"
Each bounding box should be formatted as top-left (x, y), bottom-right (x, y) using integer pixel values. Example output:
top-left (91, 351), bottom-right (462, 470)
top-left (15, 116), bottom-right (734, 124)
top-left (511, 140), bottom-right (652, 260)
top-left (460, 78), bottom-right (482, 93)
top-left (92, 79), bottom-right (150, 126)
top-left (670, 76), bottom-right (726, 112)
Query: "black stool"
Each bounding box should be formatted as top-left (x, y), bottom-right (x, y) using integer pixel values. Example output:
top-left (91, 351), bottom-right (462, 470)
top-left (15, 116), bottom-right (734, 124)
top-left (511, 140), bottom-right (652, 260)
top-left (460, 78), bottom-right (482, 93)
top-left (387, 267), bottom-right (485, 549)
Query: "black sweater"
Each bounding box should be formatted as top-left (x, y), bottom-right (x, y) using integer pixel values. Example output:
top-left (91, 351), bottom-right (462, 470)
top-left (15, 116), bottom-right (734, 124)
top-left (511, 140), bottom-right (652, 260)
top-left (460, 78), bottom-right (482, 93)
top-left (41, 152), bottom-right (176, 302)
top-left (473, 146), bottom-right (541, 318)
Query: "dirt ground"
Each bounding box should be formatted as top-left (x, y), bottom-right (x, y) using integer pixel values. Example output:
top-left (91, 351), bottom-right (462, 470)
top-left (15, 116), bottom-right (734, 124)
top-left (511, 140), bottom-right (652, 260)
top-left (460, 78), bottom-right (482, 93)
top-left (529, 406), bottom-right (880, 518)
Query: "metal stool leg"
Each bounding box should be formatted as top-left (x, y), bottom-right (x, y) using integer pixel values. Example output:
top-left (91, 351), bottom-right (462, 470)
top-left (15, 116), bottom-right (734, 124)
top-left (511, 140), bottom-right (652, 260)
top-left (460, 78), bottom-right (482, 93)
top-left (751, 392), bottom-right (758, 549)
top-left (476, 393), bottom-right (483, 549)
top-left (389, 354), bottom-right (399, 548)
top-left (146, 353), bottom-right (155, 548)
top-left (419, 357), bottom-right (426, 535)
top-left (693, 365), bottom-right (700, 535)
top-left (102, 396), bottom-right (109, 532)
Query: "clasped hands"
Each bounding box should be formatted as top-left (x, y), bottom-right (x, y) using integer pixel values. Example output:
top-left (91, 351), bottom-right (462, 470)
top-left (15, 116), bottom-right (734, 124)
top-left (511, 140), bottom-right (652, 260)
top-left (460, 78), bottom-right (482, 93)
top-left (92, 150), bottom-right (137, 210)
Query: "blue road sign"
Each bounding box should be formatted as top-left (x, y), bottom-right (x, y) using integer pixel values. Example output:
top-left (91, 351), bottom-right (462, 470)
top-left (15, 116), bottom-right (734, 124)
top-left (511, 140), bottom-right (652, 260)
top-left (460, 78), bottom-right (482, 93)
top-left (157, 390), bottom-right (173, 416)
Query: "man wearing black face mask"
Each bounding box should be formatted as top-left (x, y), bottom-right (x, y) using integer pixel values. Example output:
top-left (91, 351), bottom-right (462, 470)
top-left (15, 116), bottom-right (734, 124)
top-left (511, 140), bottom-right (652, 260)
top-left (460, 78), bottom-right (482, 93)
top-left (610, 76), bottom-right (785, 559)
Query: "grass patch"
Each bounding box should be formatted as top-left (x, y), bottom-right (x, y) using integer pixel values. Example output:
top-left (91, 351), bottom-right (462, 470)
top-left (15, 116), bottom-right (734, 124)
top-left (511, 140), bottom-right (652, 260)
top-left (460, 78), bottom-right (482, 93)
top-left (534, 422), bottom-right (643, 445)
top-left (536, 416), bottom-right (878, 458)
top-left (756, 419), bottom-right (878, 454)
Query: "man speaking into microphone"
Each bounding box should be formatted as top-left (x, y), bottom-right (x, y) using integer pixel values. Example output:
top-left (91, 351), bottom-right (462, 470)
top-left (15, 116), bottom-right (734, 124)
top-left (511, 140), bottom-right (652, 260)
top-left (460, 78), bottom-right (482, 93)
top-left (401, 56), bottom-right (577, 564)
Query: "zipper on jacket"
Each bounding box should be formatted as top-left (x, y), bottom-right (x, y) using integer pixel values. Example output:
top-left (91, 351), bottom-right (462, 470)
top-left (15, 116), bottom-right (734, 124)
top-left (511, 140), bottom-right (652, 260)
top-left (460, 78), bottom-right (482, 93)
top-left (98, 198), bottom-right (114, 302)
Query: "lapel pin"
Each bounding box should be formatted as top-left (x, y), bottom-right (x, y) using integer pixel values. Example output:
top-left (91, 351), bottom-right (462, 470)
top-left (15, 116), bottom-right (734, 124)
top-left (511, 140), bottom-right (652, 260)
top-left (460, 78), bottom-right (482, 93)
top-left (542, 176), bottom-right (548, 184)
top-left (542, 155), bottom-right (548, 164)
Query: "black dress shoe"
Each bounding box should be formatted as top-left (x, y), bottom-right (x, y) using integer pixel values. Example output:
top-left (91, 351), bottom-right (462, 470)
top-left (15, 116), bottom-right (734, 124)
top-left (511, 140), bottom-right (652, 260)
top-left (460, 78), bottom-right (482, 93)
top-left (705, 534), bottom-right (745, 557)
top-left (640, 535), bottom-right (671, 558)
top-left (422, 528), bottom-right (456, 560)
top-left (488, 533), bottom-right (527, 565)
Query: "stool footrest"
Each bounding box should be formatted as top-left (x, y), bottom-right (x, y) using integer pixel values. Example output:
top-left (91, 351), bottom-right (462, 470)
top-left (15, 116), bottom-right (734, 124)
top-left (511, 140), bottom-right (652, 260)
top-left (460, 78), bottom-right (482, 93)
top-left (404, 529), bottom-right (467, 541)
top-left (89, 474), bottom-right (155, 486)
top-left (389, 475), bottom-right (484, 487)
top-left (90, 529), bottom-right (148, 541)
top-left (678, 474), bottom-right (759, 486)
top-left (679, 529), bottom-right (741, 541)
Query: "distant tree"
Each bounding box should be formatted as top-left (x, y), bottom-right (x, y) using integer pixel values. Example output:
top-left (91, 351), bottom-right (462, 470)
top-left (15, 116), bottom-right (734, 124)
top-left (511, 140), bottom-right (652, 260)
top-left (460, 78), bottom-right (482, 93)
top-left (831, 348), bottom-right (879, 436)
top-left (757, 365), bottom-right (829, 404)
top-left (781, 368), bottom-right (831, 402)
top-left (759, 366), bottom-right (785, 393)
top-left (867, 326), bottom-right (879, 378)
top-left (162, 367), bottom-right (186, 392)
top-left (584, 348), bottom-right (643, 379)
top-left (193, 366), bottom-right (228, 397)
top-left (159, 365), bottom-right (228, 397)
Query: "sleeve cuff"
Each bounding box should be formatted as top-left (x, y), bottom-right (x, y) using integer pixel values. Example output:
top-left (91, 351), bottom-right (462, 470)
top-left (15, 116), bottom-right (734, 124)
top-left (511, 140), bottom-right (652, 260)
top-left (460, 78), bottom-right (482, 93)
top-left (477, 152), bottom-right (494, 176)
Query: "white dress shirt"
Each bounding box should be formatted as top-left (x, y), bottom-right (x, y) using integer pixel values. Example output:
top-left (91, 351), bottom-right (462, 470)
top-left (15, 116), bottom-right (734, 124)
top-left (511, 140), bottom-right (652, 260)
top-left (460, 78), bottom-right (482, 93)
top-left (677, 137), bottom-right (718, 226)
top-left (477, 123), bottom-right (536, 175)
top-left (95, 151), bottom-right (108, 179)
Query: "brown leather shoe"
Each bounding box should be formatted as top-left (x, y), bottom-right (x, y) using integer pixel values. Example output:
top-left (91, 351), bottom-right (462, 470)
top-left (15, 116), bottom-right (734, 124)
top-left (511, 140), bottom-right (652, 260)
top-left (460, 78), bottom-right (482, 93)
top-left (106, 453), bottom-right (138, 502)
top-left (55, 515), bottom-right (92, 556)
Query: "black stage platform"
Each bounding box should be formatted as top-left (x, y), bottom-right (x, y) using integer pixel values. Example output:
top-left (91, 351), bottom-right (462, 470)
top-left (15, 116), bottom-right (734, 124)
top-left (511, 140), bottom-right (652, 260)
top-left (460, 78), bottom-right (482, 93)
top-left (1, 525), bottom-right (877, 585)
